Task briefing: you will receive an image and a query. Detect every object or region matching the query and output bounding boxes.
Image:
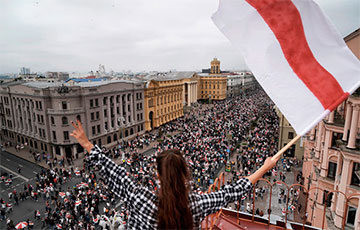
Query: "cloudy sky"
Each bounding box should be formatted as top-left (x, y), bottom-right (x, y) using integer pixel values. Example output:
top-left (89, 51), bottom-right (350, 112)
top-left (0, 0), bottom-right (359, 74)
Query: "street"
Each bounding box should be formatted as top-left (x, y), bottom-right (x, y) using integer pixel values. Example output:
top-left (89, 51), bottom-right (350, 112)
top-left (0, 150), bottom-right (84, 229)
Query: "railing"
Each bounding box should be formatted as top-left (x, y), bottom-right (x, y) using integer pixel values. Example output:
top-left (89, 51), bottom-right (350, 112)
top-left (203, 175), bottom-right (360, 230)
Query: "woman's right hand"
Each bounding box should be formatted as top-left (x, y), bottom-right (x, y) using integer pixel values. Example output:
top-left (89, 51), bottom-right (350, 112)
top-left (70, 120), bottom-right (93, 152)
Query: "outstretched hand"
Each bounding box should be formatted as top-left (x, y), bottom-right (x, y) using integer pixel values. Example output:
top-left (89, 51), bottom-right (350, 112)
top-left (70, 120), bottom-right (93, 153)
top-left (263, 157), bottom-right (278, 171)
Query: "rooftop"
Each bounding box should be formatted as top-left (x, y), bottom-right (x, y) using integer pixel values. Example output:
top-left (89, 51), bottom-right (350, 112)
top-left (143, 71), bottom-right (196, 81)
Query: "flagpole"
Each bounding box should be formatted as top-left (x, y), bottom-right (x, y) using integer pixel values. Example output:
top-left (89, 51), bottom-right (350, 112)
top-left (272, 135), bottom-right (301, 161)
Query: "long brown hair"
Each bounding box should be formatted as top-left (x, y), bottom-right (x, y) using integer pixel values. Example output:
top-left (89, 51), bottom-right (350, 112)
top-left (156, 149), bottom-right (193, 229)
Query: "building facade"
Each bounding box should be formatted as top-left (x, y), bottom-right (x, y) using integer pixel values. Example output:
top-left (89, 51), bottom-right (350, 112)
top-left (0, 80), bottom-right (145, 158)
top-left (275, 107), bottom-right (304, 160)
top-left (227, 73), bottom-right (243, 97)
top-left (143, 72), bottom-right (197, 131)
top-left (302, 29), bottom-right (360, 229)
top-left (198, 58), bottom-right (227, 101)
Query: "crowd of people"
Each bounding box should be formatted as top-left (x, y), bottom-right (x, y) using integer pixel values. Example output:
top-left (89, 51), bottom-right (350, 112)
top-left (1, 89), bottom-right (305, 229)
top-left (1, 165), bottom-right (123, 229)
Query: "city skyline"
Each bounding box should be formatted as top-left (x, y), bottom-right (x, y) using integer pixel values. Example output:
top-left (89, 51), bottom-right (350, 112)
top-left (0, 0), bottom-right (359, 74)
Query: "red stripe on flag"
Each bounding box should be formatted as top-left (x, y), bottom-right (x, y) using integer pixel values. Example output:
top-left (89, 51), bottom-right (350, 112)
top-left (245, 0), bottom-right (348, 110)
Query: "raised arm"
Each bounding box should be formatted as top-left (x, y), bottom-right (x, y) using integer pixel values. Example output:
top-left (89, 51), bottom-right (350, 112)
top-left (70, 120), bottom-right (136, 200)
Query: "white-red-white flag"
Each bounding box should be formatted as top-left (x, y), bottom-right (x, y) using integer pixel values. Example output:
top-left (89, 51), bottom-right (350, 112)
top-left (212, 0), bottom-right (360, 135)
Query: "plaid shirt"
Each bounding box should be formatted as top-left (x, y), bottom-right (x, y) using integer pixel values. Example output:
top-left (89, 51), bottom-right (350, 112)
top-left (89, 145), bottom-right (253, 230)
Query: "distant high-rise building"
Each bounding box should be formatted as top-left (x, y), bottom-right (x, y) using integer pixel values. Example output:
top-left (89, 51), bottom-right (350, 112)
top-left (20, 67), bottom-right (30, 75)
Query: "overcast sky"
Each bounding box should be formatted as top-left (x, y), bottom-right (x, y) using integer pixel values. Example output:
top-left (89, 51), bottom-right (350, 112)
top-left (0, 0), bottom-right (359, 74)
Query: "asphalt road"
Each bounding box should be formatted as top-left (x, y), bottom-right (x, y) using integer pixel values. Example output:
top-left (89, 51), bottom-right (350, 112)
top-left (0, 150), bottom-right (43, 199)
top-left (0, 150), bottom-right (84, 229)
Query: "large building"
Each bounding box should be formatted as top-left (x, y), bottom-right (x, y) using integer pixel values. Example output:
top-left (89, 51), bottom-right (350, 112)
top-left (198, 58), bottom-right (227, 101)
top-left (143, 71), bottom-right (197, 131)
top-left (302, 29), bottom-right (360, 229)
top-left (0, 80), bottom-right (145, 158)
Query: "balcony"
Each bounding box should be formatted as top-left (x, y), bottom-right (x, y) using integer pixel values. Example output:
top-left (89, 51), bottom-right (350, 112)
top-left (47, 107), bottom-right (85, 115)
top-left (201, 173), bottom-right (357, 230)
top-left (336, 140), bottom-right (360, 156)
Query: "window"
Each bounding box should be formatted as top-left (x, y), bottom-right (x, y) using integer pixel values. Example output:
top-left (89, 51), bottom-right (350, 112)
top-left (128, 104), bottom-right (131, 112)
top-left (107, 136), bottom-right (111, 144)
top-left (76, 115), bottom-right (81, 122)
top-left (327, 162), bottom-right (337, 179)
top-left (288, 132), bottom-right (294, 139)
top-left (51, 116), bottom-right (55, 125)
top-left (104, 109), bottom-right (107, 117)
top-left (322, 190), bottom-right (333, 207)
top-left (91, 112), bottom-right (95, 121)
top-left (351, 162), bottom-right (360, 186)
top-left (52, 131), bottom-right (57, 141)
top-left (63, 131), bottom-right (69, 140)
top-left (346, 206), bottom-right (356, 226)
top-left (105, 122), bottom-right (108, 130)
top-left (95, 99), bottom-right (99, 107)
top-left (62, 117), bottom-right (68, 125)
top-left (92, 126), bottom-right (96, 135)
top-left (103, 97), bottom-right (107, 105)
top-left (62, 101), bottom-right (67, 110)
top-left (90, 99), bottom-right (94, 108)
top-left (96, 111), bottom-right (100, 119)
top-left (331, 132), bottom-right (343, 148)
top-left (127, 94), bottom-right (131, 101)
top-left (97, 125), bottom-right (100, 134)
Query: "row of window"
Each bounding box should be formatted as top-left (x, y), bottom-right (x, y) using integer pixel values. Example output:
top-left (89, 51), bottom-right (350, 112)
top-left (157, 104), bottom-right (181, 115)
top-left (89, 94), bottom-right (143, 108)
top-left (201, 84), bottom-right (220, 89)
top-left (327, 161), bottom-right (360, 187)
top-left (91, 124), bottom-right (144, 146)
top-left (156, 94), bottom-right (181, 106)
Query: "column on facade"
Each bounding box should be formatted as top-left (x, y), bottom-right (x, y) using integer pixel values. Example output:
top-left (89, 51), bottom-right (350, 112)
top-left (107, 97), bottom-right (111, 130)
top-left (72, 145), bottom-right (78, 158)
top-left (114, 100), bottom-right (118, 129)
top-left (195, 83), bottom-right (197, 101)
top-left (131, 94), bottom-right (135, 124)
top-left (328, 110), bottom-right (335, 123)
top-left (52, 146), bottom-right (56, 158)
top-left (31, 102), bottom-right (36, 136)
top-left (186, 82), bottom-right (192, 106)
top-left (342, 102), bottom-right (353, 141)
top-left (315, 123), bottom-right (323, 158)
top-left (320, 130), bottom-right (332, 177)
top-left (119, 95), bottom-right (123, 127)
top-left (191, 83), bottom-right (194, 103)
top-left (310, 127), bottom-right (315, 141)
top-left (60, 146), bottom-right (65, 158)
top-left (347, 105), bottom-right (359, 149)
top-left (334, 158), bottom-right (351, 228)
top-left (331, 154), bottom-right (343, 212)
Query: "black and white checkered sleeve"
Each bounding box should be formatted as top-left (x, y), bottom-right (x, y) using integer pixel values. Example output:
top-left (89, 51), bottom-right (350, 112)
top-left (88, 145), bottom-right (136, 202)
top-left (197, 178), bottom-right (253, 218)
